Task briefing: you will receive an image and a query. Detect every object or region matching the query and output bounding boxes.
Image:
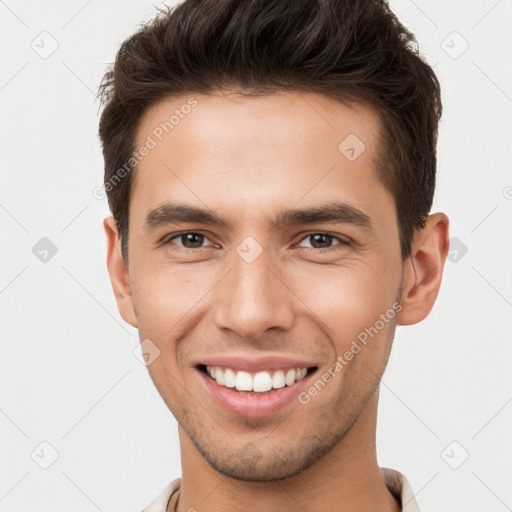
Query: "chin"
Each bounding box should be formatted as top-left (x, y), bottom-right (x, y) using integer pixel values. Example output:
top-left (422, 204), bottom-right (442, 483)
top-left (191, 433), bottom-right (338, 482)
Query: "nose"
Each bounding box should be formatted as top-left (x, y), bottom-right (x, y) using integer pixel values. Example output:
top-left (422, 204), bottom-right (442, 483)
top-left (213, 248), bottom-right (295, 339)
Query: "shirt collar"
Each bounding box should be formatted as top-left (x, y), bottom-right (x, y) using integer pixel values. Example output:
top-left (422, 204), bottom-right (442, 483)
top-left (142, 467), bottom-right (421, 512)
top-left (381, 467), bottom-right (421, 512)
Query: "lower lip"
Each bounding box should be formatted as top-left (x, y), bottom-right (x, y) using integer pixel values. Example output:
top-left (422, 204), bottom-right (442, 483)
top-left (198, 368), bottom-right (316, 418)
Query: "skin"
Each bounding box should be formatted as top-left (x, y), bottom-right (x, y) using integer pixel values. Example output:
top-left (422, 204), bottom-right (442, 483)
top-left (104, 91), bottom-right (449, 512)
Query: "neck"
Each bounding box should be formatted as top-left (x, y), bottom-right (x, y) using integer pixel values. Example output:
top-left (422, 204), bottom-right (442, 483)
top-left (175, 391), bottom-right (400, 512)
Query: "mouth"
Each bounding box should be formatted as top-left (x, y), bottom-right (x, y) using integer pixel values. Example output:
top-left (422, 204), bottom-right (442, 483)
top-left (195, 363), bottom-right (319, 417)
top-left (198, 364), bottom-right (318, 393)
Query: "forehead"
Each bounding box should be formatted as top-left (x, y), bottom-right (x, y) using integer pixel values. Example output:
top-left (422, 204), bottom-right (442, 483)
top-left (131, 91), bottom-right (391, 227)
top-left (135, 90), bottom-right (381, 154)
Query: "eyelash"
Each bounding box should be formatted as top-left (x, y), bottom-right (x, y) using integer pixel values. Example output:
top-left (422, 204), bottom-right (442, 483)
top-left (162, 231), bottom-right (350, 253)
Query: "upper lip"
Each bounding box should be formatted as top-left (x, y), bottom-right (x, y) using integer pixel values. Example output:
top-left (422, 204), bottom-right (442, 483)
top-left (194, 353), bottom-right (319, 373)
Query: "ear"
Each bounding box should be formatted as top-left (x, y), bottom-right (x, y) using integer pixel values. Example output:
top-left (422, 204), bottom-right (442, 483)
top-left (396, 212), bottom-right (450, 326)
top-left (104, 216), bottom-right (138, 328)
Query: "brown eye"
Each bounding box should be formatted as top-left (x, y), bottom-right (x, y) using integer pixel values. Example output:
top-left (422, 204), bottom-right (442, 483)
top-left (166, 232), bottom-right (211, 249)
top-left (297, 233), bottom-right (348, 250)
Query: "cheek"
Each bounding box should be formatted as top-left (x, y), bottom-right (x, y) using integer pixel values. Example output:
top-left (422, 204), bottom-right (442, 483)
top-left (131, 262), bottom-right (213, 334)
top-left (289, 262), bottom-right (400, 352)
top-left (131, 266), bottom-right (197, 397)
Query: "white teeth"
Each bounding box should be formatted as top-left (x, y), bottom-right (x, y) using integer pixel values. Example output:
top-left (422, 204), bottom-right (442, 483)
top-left (272, 370), bottom-right (285, 389)
top-left (253, 371), bottom-right (273, 392)
top-left (205, 365), bottom-right (310, 392)
top-left (235, 371), bottom-right (253, 391)
top-left (215, 368), bottom-right (225, 385)
top-left (284, 369), bottom-right (296, 386)
top-left (224, 368), bottom-right (236, 388)
top-left (296, 368), bottom-right (307, 381)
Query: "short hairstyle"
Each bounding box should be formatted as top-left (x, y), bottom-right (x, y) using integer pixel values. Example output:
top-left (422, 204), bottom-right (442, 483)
top-left (98, 0), bottom-right (442, 261)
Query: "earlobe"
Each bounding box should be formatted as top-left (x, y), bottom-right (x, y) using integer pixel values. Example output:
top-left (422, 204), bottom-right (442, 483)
top-left (396, 213), bottom-right (450, 326)
top-left (103, 217), bottom-right (138, 328)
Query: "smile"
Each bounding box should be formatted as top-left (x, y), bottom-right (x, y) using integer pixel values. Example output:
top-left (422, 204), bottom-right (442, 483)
top-left (196, 360), bottom-right (319, 417)
top-left (204, 365), bottom-right (311, 393)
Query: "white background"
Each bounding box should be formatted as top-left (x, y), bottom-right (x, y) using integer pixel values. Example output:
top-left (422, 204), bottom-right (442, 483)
top-left (1, 1), bottom-right (511, 510)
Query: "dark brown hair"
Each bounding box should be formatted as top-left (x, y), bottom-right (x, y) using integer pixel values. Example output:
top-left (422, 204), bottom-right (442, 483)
top-left (98, 0), bottom-right (442, 261)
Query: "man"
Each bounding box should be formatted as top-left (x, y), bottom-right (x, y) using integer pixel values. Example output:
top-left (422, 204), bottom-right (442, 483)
top-left (98, 0), bottom-right (449, 510)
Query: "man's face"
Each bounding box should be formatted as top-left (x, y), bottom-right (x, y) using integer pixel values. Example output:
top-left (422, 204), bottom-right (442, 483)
top-left (123, 91), bottom-right (404, 480)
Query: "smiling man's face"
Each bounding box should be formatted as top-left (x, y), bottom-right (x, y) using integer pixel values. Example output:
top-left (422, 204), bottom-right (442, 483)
top-left (106, 91), bottom-right (409, 480)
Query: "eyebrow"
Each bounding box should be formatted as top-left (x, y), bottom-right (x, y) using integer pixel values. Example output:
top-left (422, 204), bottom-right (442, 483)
top-left (144, 201), bottom-right (373, 232)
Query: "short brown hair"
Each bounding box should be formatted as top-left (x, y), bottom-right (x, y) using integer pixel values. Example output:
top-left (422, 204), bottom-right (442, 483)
top-left (98, 0), bottom-right (442, 261)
